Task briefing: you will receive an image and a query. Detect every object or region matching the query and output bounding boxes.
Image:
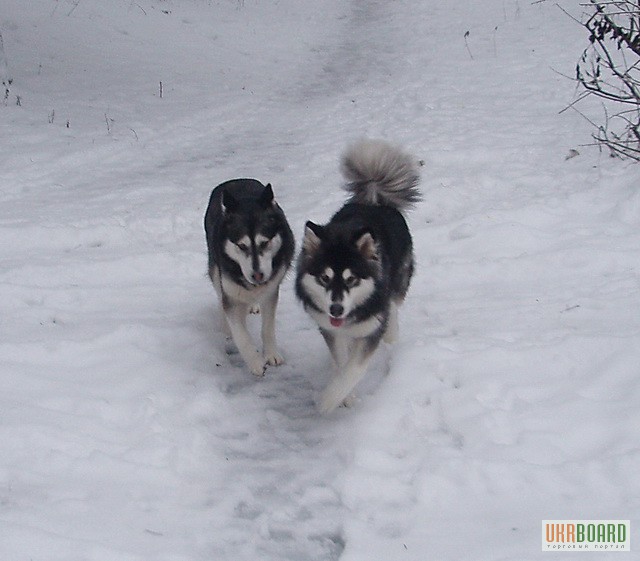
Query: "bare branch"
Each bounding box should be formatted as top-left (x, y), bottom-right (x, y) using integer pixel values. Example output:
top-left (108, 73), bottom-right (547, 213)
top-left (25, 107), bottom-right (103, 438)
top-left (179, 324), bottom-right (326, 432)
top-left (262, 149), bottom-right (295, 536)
top-left (571, 0), bottom-right (640, 160)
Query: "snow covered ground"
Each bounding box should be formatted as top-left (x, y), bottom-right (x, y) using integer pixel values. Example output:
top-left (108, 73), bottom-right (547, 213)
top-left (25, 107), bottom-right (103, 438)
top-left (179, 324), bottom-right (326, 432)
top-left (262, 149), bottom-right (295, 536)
top-left (1, 0), bottom-right (639, 559)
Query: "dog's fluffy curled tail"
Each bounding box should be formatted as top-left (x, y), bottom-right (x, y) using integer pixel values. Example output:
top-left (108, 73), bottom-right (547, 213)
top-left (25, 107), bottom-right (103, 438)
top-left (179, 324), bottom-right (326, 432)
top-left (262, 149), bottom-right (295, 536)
top-left (341, 139), bottom-right (421, 212)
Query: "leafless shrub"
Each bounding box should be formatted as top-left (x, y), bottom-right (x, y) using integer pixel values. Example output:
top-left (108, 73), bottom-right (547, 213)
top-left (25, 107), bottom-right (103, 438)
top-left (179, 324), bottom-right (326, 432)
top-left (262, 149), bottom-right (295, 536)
top-left (572, 0), bottom-right (640, 160)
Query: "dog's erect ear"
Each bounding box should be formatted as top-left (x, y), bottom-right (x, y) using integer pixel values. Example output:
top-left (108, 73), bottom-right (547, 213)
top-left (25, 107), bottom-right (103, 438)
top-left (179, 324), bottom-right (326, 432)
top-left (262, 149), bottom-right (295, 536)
top-left (259, 183), bottom-right (275, 208)
top-left (354, 230), bottom-right (379, 261)
top-left (222, 190), bottom-right (240, 213)
top-left (303, 221), bottom-right (324, 254)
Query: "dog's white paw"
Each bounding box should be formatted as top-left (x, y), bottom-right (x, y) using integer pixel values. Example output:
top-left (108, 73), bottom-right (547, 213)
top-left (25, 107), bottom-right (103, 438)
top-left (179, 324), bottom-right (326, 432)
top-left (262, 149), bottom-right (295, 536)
top-left (341, 394), bottom-right (357, 408)
top-left (382, 326), bottom-right (397, 344)
top-left (247, 354), bottom-right (267, 377)
top-left (318, 387), bottom-right (349, 414)
top-left (264, 350), bottom-right (285, 366)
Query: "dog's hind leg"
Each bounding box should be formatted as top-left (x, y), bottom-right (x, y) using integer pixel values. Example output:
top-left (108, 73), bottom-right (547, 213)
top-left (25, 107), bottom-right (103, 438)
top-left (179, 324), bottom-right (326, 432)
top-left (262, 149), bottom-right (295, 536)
top-left (223, 301), bottom-right (267, 377)
top-left (260, 288), bottom-right (284, 366)
top-left (318, 337), bottom-right (378, 413)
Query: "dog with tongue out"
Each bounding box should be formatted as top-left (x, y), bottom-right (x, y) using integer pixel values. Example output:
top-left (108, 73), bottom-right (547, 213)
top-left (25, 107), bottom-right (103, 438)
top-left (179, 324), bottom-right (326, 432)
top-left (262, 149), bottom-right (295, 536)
top-left (295, 139), bottom-right (421, 413)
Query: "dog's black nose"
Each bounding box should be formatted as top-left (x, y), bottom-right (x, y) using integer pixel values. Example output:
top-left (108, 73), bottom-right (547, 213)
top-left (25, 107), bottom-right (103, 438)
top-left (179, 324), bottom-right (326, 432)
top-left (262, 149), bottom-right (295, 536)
top-left (329, 303), bottom-right (344, 317)
top-left (252, 271), bottom-right (265, 284)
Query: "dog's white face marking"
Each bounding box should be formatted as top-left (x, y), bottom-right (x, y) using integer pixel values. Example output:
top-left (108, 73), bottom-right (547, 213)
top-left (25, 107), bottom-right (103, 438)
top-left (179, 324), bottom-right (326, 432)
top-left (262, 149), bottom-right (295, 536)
top-left (316, 267), bottom-right (334, 287)
top-left (339, 272), bottom-right (374, 316)
top-left (301, 272), bottom-right (332, 311)
top-left (255, 233), bottom-right (282, 283)
top-left (224, 236), bottom-right (253, 284)
top-left (302, 266), bottom-right (375, 327)
top-left (342, 268), bottom-right (360, 287)
top-left (224, 233), bottom-right (283, 286)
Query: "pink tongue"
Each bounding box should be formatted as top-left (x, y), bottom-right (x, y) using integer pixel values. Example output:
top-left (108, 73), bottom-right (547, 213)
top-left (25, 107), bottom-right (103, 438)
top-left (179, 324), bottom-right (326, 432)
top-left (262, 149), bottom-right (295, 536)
top-left (330, 317), bottom-right (344, 327)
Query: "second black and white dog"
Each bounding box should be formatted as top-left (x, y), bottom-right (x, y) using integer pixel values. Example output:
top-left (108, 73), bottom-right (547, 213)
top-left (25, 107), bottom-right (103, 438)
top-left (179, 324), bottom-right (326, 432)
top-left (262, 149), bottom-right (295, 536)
top-left (295, 140), bottom-right (421, 412)
top-left (205, 179), bottom-right (294, 376)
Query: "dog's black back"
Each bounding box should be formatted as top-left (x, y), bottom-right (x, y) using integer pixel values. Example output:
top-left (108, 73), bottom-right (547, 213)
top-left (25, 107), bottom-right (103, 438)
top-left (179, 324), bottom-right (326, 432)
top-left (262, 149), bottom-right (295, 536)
top-left (204, 179), bottom-right (294, 286)
top-left (329, 202), bottom-right (413, 298)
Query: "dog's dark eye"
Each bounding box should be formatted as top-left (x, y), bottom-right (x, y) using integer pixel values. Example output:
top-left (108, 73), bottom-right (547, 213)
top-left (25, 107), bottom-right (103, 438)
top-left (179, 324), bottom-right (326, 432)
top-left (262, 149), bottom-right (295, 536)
top-left (317, 274), bottom-right (331, 287)
top-left (258, 240), bottom-right (270, 252)
top-left (345, 276), bottom-right (360, 288)
top-left (237, 242), bottom-right (249, 253)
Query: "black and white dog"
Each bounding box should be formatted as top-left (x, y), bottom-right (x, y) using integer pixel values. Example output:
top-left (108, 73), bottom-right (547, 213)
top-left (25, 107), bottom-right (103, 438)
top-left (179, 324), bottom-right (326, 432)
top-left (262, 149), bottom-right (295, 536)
top-left (205, 179), bottom-right (294, 376)
top-left (295, 140), bottom-right (421, 412)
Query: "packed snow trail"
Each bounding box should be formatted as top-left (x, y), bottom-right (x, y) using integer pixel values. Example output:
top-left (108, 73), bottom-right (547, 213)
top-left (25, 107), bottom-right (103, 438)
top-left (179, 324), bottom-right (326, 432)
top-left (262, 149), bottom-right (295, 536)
top-left (1, 1), bottom-right (419, 560)
top-left (1, 1), bottom-right (640, 560)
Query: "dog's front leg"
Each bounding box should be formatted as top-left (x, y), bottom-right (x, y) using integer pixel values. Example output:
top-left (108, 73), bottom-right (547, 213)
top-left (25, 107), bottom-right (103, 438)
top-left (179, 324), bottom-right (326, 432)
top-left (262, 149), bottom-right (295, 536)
top-left (223, 300), bottom-right (266, 377)
top-left (320, 330), bottom-right (349, 370)
top-left (318, 337), bottom-right (377, 414)
top-left (260, 288), bottom-right (284, 366)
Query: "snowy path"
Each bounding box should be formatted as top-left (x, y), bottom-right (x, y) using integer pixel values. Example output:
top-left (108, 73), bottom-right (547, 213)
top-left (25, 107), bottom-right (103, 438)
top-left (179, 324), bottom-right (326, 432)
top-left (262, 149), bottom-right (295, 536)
top-left (1, 0), bottom-right (640, 560)
top-left (0, 2), bottom-right (409, 560)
